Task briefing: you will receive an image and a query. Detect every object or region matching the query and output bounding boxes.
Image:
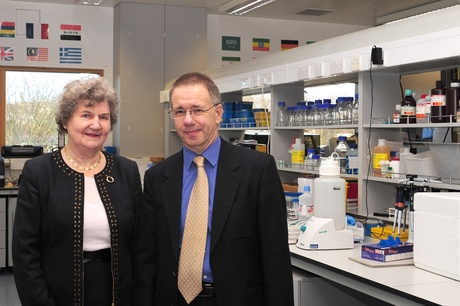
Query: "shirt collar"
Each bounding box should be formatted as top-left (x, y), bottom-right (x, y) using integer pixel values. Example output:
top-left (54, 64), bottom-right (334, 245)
top-left (183, 137), bottom-right (221, 170)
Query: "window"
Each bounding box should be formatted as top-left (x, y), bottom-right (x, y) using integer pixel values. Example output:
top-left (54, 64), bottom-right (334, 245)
top-left (0, 67), bottom-right (103, 152)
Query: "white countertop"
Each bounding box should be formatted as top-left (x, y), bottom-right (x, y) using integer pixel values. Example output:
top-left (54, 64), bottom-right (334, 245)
top-left (290, 239), bottom-right (460, 306)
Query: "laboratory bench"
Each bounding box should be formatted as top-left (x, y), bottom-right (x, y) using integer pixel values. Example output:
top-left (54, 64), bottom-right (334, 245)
top-left (290, 237), bottom-right (459, 306)
top-left (0, 187), bottom-right (18, 269)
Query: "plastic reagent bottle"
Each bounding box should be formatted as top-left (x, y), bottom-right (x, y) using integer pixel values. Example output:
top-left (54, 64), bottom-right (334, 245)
top-left (334, 136), bottom-right (350, 174)
top-left (401, 89), bottom-right (416, 124)
top-left (447, 80), bottom-right (460, 122)
top-left (298, 185), bottom-right (314, 221)
top-left (291, 137), bottom-right (305, 166)
top-left (431, 80), bottom-right (447, 123)
top-left (416, 94), bottom-right (428, 123)
top-left (372, 139), bottom-right (390, 177)
top-left (313, 153), bottom-right (346, 230)
top-left (276, 101), bottom-right (288, 126)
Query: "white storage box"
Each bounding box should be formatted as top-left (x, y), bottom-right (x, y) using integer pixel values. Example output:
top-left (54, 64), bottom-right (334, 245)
top-left (404, 151), bottom-right (439, 179)
top-left (428, 143), bottom-right (460, 179)
top-left (414, 192), bottom-right (460, 280)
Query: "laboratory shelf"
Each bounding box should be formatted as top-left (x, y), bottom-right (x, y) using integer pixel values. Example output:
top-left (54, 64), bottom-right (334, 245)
top-left (274, 124), bottom-right (358, 130)
top-left (365, 175), bottom-right (460, 191)
top-left (365, 122), bottom-right (460, 129)
top-left (277, 166), bottom-right (358, 180)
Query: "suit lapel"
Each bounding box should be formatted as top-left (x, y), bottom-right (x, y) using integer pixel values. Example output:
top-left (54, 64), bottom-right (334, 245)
top-left (210, 142), bottom-right (240, 252)
top-left (162, 154), bottom-right (183, 260)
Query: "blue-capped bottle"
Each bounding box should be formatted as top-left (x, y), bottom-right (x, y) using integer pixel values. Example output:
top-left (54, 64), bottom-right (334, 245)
top-left (276, 101), bottom-right (288, 126)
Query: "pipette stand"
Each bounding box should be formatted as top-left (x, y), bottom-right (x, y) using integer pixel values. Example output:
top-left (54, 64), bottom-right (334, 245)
top-left (296, 216), bottom-right (354, 250)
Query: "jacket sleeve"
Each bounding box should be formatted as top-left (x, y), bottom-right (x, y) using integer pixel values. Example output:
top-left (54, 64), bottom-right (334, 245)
top-left (132, 170), bottom-right (158, 305)
top-left (258, 154), bottom-right (294, 305)
top-left (12, 160), bottom-right (56, 306)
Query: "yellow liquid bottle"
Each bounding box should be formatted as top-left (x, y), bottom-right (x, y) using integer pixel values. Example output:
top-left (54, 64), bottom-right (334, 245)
top-left (372, 139), bottom-right (390, 177)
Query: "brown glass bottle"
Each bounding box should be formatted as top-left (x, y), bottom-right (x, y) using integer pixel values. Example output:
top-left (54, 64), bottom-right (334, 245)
top-left (431, 80), bottom-right (447, 123)
top-left (401, 89), bottom-right (416, 124)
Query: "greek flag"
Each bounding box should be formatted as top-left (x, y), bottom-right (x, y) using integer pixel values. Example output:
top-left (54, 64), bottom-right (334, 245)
top-left (59, 47), bottom-right (81, 64)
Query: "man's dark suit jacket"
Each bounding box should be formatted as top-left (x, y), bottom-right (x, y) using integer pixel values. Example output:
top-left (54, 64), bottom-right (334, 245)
top-left (134, 138), bottom-right (294, 305)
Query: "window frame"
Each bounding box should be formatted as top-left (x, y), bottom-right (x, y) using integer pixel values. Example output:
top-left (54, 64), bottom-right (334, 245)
top-left (0, 66), bottom-right (104, 149)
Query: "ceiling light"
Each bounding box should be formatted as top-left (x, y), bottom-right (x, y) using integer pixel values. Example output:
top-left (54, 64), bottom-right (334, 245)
top-left (94, 0), bottom-right (103, 5)
top-left (219, 0), bottom-right (278, 15)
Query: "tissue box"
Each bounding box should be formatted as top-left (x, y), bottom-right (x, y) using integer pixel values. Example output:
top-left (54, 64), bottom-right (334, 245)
top-left (414, 192), bottom-right (460, 281)
top-left (361, 243), bottom-right (413, 262)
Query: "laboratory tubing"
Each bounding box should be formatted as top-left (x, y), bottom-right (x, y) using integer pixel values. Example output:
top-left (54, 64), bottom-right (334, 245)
top-left (372, 139), bottom-right (390, 177)
top-left (416, 94), bottom-right (428, 123)
top-left (401, 89), bottom-right (416, 124)
top-left (430, 80), bottom-right (447, 123)
top-left (313, 153), bottom-right (347, 230)
top-left (334, 136), bottom-right (349, 174)
top-left (276, 101), bottom-right (288, 126)
top-left (446, 80), bottom-right (460, 122)
top-left (291, 137), bottom-right (305, 166)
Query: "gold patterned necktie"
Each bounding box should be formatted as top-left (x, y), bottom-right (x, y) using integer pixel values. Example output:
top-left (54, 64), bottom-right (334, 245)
top-left (178, 155), bottom-right (209, 304)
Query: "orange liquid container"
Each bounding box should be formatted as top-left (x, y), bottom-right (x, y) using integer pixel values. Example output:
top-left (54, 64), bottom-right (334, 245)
top-left (372, 139), bottom-right (390, 177)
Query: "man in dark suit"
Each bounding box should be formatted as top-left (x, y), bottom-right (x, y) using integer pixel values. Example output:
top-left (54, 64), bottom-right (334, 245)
top-left (134, 72), bottom-right (294, 306)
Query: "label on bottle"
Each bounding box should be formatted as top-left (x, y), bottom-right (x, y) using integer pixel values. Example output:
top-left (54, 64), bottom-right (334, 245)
top-left (401, 105), bottom-right (415, 116)
top-left (291, 150), bottom-right (305, 164)
top-left (431, 94), bottom-right (446, 106)
top-left (416, 104), bottom-right (426, 118)
top-left (373, 153), bottom-right (389, 169)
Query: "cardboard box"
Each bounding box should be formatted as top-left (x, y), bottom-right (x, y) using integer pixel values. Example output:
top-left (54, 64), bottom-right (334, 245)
top-left (361, 243), bottom-right (413, 262)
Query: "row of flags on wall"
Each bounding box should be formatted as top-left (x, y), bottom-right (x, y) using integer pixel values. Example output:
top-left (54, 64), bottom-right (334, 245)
top-left (252, 38), bottom-right (300, 51)
top-left (225, 37), bottom-right (313, 52)
top-left (0, 21), bottom-right (81, 40)
top-left (0, 46), bottom-right (82, 63)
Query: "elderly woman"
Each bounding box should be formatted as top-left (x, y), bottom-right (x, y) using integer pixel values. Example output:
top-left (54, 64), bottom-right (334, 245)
top-left (12, 76), bottom-right (142, 306)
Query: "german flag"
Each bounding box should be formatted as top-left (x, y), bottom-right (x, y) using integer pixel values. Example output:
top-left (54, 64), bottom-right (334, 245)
top-left (253, 38), bottom-right (270, 51)
top-left (281, 39), bottom-right (298, 51)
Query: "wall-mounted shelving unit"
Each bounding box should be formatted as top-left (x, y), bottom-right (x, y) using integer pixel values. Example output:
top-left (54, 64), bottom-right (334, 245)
top-left (161, 5), bottom-right (460, 219)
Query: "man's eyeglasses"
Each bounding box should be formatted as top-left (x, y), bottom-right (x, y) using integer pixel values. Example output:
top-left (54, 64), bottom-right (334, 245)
top-left (169, 103), bottom-right (221, 119)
